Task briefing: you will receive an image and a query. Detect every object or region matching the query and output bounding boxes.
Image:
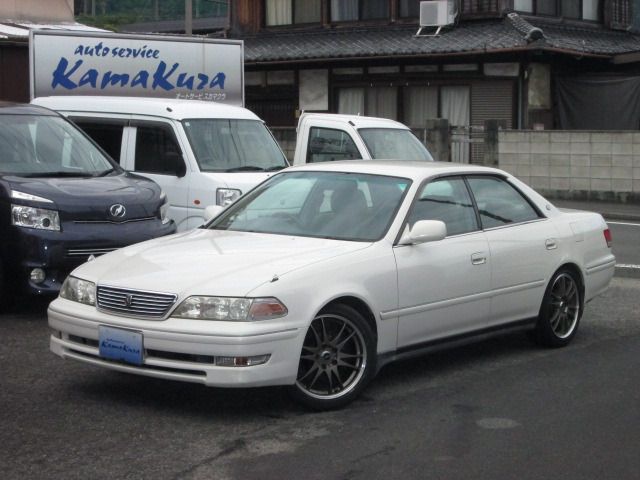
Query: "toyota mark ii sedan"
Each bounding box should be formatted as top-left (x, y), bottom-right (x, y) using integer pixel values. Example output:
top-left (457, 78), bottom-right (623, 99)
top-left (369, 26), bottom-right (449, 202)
top-left (48, 161), bottom-right (616, 409)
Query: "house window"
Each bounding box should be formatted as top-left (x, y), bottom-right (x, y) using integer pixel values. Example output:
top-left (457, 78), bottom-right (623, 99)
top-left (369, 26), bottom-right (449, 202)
top-left (514, 0), bottom-right (601, 20)
top-left (337, 86), bottom-right (397, 119)
top-left (331, 0), bottom-right (388, 21)
top-left (266, 0), bottom-right (321, 25)
top-left (404, 86), bottom-right (438, 128)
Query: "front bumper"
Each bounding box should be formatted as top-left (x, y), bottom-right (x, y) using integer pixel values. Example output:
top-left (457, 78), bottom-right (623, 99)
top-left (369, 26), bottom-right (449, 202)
top-left (48, 299), bottom-right (304, 388)
top-left (5, 219), bottom-right (176, 295)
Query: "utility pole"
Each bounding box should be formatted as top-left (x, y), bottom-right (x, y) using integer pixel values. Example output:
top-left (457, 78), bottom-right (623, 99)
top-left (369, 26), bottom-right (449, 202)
top-left (185, 0), bottom-right (193, 35)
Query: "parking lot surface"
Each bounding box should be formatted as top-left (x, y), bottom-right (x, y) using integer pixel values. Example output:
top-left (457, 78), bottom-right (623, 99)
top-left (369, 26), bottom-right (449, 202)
top-left (1, 275), bottom-right (639, 480)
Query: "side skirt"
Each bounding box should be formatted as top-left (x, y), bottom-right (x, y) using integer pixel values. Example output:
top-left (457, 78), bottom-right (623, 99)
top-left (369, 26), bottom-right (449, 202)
top-left (376, 318), bottom-right (537, 373)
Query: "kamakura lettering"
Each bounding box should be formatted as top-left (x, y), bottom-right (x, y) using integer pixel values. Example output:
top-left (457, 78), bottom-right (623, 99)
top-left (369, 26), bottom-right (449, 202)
top-left (51, 58), bottom-right (226, 92)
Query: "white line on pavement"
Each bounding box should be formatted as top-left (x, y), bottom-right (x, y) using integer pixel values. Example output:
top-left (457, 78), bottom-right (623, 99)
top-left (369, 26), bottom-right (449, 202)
top-left (607, 221), bottom-right (640, 227)
top-left (616, 264), bottom-right (640, 269)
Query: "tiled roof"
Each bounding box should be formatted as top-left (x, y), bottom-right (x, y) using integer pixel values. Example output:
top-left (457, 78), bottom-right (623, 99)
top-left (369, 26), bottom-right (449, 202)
top-left (241, 16), bottom-right (640, 64)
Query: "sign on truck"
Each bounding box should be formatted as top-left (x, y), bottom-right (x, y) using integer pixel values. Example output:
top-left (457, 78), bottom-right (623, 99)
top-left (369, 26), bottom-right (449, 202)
top-left (30, 30), bottom-right (244, 105)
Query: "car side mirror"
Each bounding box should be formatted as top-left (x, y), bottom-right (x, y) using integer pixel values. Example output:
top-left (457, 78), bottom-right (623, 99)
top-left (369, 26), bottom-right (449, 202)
top-left (165, 152), bottom-right (186, 178)
top-left (204, 205), bottom-right (224, 222)
top-left (398, 220), bottom-right (447, 245)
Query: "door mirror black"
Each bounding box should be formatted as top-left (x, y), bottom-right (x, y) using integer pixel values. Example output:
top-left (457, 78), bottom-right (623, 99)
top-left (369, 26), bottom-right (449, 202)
top-left (164, 152), bottom-right (186, 178)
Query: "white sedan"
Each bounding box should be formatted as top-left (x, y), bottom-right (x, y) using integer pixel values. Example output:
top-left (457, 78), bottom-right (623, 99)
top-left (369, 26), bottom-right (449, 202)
top-left (48, 161), bottom-right (615, 410)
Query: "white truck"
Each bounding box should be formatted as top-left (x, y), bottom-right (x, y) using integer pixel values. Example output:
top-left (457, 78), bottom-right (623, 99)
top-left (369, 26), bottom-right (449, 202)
top-left (292, 112), bottom-right (433, 164)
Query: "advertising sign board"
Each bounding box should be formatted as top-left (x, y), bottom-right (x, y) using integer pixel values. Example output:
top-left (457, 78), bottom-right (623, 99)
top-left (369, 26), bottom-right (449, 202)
top-left (30, 30), bottom-right (244, 106)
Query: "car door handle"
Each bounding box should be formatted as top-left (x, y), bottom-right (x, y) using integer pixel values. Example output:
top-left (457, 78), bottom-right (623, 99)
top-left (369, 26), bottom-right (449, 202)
top-left (545, 238), bottom-right (558, 250)
top-left (471, 253), bottom-right (486, 265)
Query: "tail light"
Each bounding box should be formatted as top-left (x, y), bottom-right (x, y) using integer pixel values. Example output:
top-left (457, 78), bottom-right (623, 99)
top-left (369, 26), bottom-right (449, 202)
top-left (603, 228), bottom-right (612, 248)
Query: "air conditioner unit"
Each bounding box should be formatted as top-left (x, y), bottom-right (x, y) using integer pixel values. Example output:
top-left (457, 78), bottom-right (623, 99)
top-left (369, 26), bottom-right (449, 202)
top-left (417, 0), bottom-right (457, 36)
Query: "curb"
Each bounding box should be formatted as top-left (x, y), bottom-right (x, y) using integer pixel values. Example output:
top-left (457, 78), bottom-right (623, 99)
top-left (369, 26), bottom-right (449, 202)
top-left (602, 213), bottom-right (640, 223)
top-left (615, 265), bottom-right (640, 279)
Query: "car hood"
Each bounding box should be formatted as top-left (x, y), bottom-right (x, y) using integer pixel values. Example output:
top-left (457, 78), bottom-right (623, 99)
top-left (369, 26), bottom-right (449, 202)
top-left (76, 228), bottom-right (372, 297)
top-left (6, 173), bottom-right (161, 221)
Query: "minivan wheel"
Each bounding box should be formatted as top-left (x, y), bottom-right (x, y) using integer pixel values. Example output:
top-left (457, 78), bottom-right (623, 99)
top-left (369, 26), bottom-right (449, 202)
top-left (534, 269), bottom-right (582, 348)
top-left (288, 304), bottom-right (376, 410)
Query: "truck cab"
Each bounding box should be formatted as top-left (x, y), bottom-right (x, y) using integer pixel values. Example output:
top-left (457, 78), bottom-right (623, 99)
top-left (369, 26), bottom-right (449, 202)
top-left (32, 96), bottom-right (289, 231)
top-left (293, 113), bottom-right (434, 165)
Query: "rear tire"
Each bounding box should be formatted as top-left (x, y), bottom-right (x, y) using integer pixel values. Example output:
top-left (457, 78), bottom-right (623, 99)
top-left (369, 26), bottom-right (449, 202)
top-left (533, 269), bottom-right (583, 348)
top-left (288, 304), bottom-right (376, 410)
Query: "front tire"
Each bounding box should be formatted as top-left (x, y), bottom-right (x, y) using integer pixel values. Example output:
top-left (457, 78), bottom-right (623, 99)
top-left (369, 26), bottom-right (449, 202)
top-left (288, 304), bottom-right (376, 410)
top-left (534, 269), bottom-right (583, 348)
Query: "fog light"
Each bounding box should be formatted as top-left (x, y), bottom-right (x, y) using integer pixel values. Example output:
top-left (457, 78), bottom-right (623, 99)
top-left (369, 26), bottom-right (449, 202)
top-left (215, 354), bottom-right (270, 367)
top-left (30, 268), bottom-right (46, 284)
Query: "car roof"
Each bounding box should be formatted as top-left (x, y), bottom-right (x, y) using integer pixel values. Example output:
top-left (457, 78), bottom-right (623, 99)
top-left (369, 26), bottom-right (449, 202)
top-left (299, 112), bottom-right (410, 129)
top-left (31, 96), bottom-right (261, 121)
top-left (0, 102), bottom-right (58, 116)
top-left (284, 160), bottom-right (506, 181)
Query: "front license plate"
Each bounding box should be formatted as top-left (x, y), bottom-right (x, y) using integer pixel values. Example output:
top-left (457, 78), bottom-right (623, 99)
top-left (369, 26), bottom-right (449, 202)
top-left (98, 326), bottom-right (143, 366)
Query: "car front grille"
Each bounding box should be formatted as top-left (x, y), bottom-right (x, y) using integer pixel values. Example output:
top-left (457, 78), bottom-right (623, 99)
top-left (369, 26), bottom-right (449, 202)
top-left (66, 247), bottom-right (120, 258)
top-left (96, 285), bottom-right (177, 319)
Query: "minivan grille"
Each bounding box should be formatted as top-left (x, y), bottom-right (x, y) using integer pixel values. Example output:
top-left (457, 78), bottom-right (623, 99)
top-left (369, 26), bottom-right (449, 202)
top-left (96, 285), bottom-right (177, 319)
top-left (66, 247), bottom-right (120, 258)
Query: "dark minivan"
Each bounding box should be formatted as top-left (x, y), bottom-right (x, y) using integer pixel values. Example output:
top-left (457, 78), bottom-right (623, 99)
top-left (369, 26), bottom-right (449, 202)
top-left (0, 103), bottom-right (176, 305)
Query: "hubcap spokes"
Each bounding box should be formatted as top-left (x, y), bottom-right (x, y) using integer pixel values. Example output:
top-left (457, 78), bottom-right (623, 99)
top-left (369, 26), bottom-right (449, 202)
top-left (297, 314), bottom-right (367, 399)
top-left (549, 274), bottom-right (580, 338)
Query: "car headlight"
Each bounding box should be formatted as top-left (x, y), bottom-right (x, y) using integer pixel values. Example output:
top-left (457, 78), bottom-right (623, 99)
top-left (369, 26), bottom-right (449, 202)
top-left (172, 296), bottom-right (287, 321)
top-left (59, 276), bottom-right (96, 305)
top-left (11, 205), bottom-right (60, 231)
top-left (159, 193), bottom-right (170, 225)
top-left (216, 188), bottom-right (242, 207)
top-left (11, 190), bottom-right (54, 203)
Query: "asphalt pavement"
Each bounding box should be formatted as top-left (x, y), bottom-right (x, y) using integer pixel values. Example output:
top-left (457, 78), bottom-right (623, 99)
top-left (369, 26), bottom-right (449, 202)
top-left (1, 276), bottom-right (639, 480)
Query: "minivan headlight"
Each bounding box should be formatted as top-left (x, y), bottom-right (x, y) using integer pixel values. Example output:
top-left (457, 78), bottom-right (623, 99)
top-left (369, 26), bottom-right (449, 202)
top-left (172, 296), bottom-right (287, 321)
top-left (59, 276), bottom-right (96, 305)
top-left (11, 205), bottom-right (60, 231)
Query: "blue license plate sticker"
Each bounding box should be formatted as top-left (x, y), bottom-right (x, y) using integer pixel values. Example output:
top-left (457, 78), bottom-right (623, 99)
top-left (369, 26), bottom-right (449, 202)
top-left (98, 326), bottom-right (143, 366)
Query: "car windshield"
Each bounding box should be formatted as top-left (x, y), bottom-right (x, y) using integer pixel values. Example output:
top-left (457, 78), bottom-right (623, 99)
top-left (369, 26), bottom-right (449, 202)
top-left (359, 128), bottom-right (434, 161)
top-left (183, 118), bottom-right (288, 172)
top-left (209, 171), bottom-right (411, 241)
top-left (0, 114), bottom-right (117, 177)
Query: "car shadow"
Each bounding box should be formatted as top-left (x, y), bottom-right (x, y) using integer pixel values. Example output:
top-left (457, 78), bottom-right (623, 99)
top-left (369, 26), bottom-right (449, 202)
top-left (74, 372), bottom-right (303, 419)
top-left (70, 331), bottom-right (544, 418)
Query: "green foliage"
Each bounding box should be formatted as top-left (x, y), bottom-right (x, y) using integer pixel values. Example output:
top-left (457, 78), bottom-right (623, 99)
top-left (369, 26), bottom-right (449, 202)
top-left (76, 13), bottom-right (139, 32)
top-left (75, 0), bottom-right (228, 27)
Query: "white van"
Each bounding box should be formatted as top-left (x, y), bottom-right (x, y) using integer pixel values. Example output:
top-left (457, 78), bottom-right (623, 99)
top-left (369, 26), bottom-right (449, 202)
top-left (32, 96), bottom-right (289, 231)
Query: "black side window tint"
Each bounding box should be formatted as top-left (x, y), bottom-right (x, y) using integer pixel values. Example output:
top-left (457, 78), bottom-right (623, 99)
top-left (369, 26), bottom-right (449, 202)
top-left (307, 127), bottom-right (361, 163)
top-left (408, 177), bottom-right (478, 236)
top-left (134, 125), bottom-right (183, 175)
top-left (467, 177), bottom-right (540, 229)
top-left (74, 121), bottom-right (124, 162)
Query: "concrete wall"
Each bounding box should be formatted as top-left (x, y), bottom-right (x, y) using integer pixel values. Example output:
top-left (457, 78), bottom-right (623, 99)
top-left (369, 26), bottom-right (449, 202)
top-left (0, 0), bottom-right (74, 22)
top-left (498, 130), bottom-right (640, 202)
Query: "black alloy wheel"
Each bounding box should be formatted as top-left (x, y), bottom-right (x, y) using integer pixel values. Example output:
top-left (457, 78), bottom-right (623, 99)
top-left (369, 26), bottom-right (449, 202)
top-left (289, 303), bottom-right (376, 410)
top-left (534, 269), bottom-right (583, 348)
